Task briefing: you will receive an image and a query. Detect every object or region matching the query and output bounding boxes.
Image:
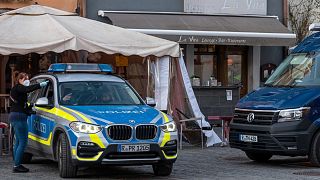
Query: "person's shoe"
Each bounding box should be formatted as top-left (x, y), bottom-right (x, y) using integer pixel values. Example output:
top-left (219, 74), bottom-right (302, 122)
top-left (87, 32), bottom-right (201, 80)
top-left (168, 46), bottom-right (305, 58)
top-left (12, 165), bottom-right (29, 173)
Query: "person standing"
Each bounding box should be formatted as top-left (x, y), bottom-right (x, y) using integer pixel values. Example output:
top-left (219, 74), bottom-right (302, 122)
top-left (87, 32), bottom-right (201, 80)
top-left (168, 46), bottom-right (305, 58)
top-left (9, 72), bottom-right (48, 173)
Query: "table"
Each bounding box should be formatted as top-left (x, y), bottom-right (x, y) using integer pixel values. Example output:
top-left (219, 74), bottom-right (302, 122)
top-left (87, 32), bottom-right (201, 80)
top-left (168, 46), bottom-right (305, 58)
top-left (207, 116), bottom-right (233, 146)
top-left (0, 94), bottom-right (10, 113)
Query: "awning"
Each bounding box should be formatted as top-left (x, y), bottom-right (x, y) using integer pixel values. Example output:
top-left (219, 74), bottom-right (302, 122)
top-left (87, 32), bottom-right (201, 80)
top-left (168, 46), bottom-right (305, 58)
top-left (0, 6), bottom-right (179, 57)
top-left (98, 11), bottom-right (296, 46)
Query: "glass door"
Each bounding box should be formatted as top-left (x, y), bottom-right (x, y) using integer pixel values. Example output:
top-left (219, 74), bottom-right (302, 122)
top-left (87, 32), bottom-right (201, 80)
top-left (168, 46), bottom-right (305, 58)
top-left (226, 47), bottom-right (248, 97)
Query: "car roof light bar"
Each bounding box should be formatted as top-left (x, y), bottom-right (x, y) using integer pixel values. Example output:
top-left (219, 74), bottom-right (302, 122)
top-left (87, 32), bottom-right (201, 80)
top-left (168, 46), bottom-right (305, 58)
top-left (48, 63), bottom-right (113, 73)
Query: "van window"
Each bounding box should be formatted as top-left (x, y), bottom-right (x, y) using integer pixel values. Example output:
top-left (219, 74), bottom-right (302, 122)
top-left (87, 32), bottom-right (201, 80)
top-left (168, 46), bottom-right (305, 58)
top-left (265, 53), bottom-right (317, 87)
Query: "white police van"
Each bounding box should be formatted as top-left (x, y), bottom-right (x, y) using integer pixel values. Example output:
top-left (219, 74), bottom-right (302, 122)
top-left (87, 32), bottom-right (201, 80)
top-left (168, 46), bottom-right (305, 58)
top-left (17, 63), bottom-right (178, 178)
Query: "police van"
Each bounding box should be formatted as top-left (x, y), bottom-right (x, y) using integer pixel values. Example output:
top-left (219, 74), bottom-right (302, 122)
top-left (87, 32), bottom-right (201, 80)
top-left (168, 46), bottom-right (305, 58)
top-left (230, 24), bottom-right (320, 166)
top-left (17, 63), bottom-right (178, 178)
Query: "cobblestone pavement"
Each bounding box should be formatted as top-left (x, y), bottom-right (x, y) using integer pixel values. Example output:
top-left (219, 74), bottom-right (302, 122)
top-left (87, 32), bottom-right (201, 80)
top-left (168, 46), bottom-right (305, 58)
top-left (1, 146), bottom-right (320, 180)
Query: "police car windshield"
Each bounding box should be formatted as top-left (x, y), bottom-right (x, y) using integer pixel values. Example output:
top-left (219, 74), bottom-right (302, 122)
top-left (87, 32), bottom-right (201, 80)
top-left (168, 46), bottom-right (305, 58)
top-left (265, 53), bottom-right (320, 87)
top-left (59, 81), bottom-right (143, 105)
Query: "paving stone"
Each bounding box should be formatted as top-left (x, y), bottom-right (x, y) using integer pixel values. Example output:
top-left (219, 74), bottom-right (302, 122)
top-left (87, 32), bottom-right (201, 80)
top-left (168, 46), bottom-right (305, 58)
top-left (0, 147), bottom-right (320, 179)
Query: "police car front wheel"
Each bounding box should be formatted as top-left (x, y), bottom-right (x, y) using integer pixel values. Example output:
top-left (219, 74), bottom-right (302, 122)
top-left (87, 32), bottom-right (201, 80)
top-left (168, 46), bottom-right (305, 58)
top-left (56, 133), bottom-right (78, 178)
top-left (152, 162), bottom-right (173, 176)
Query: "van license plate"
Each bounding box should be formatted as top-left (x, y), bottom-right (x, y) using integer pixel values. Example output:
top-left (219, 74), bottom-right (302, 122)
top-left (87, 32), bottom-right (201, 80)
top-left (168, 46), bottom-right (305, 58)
top-left (120, 144), bottom-right (150, 152)
top-left (240, 135), bottom-right (258, 142)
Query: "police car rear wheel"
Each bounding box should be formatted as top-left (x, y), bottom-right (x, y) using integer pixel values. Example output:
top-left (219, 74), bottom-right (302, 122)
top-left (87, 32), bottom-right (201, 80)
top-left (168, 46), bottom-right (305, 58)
top-left (57, 133), bottom-right (77, 178)
top-left (152, 163), bottom-right (173, 176)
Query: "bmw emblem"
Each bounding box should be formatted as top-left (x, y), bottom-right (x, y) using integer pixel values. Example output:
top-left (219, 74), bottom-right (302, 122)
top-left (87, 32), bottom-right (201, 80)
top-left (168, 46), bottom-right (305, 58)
top-left (129, 120), bottom-right (135, 124)
top-left (247, 113), bottom-right (255, 123)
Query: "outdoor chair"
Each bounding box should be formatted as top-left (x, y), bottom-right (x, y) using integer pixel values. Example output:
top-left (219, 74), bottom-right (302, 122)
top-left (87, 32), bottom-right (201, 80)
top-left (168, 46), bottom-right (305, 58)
top-left (176, 108), bottom-right (211, 150)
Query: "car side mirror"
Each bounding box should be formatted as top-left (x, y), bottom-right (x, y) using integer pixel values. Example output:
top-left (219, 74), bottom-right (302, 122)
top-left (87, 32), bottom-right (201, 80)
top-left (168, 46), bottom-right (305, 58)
top-left (35, 97), bottom-right (53, 109)
top-left (146, 97), bottom-right (156, 107)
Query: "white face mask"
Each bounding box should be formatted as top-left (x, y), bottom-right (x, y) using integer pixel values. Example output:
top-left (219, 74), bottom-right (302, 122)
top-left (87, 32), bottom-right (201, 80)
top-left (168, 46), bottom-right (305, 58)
top-left (23, 80), bottom-right (30, 86)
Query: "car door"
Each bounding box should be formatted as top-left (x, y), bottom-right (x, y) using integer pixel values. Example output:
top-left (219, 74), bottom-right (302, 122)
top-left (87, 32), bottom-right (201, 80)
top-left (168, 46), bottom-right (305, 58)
top-left (27, 78), bottom-right (45, 150)
top-left (28, 78), bottom-right (55, 154)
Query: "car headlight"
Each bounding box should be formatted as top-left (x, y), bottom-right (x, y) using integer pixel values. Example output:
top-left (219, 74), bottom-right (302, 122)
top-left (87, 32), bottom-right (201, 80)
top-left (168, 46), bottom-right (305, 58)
top-left (278, 107), bottom-right (310, 123)
top-left (69, 122), bottom-right (102, 134)
top-left (160, 121), bottom-right (177, 132)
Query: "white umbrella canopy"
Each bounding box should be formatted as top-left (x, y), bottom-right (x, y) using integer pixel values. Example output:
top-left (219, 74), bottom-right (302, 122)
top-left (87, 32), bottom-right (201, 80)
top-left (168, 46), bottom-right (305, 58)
top-left (0, 5), bottom-right (180, 57)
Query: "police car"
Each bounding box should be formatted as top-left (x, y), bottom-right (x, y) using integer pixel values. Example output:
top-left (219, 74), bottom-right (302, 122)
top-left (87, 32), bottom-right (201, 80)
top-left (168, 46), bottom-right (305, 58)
top-left (18, 63), bottom-right (178, 178)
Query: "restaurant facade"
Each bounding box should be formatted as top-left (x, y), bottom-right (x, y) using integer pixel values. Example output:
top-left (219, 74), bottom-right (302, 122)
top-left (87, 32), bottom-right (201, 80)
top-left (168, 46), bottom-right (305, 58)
top-left (86, 0), bottom-right (296, 116)
top-left (0, 0), bottom-right (296, 118)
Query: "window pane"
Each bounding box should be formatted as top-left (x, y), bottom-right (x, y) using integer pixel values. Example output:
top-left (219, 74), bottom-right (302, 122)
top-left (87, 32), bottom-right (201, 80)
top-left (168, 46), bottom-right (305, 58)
top-left (227, 55), bottom-right (242, 86)
top-left (194, 55), bottom-right (217, 86)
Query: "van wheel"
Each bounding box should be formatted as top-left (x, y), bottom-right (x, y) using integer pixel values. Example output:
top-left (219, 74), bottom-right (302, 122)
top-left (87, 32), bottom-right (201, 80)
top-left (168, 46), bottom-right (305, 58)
top-left (152, 162), bottom-right (173, 176)
top-left (309, 131), bottom-right (320, 166)
top-left (57, 133), bottom-right (77, 178)
top-left (245, 151), bottom-right (272, 162)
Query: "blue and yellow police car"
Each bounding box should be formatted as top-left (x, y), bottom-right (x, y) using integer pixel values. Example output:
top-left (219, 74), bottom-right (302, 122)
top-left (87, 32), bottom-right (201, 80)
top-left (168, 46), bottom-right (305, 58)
top-left (18, 63), bottom-right (178, 178)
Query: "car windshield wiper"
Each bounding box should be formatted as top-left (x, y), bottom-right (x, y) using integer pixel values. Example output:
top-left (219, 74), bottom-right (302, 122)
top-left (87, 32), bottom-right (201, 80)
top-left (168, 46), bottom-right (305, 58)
top-left (273, 84), bottom-right (295, 88)
top-left (264, 83), bottom-right (274, 87)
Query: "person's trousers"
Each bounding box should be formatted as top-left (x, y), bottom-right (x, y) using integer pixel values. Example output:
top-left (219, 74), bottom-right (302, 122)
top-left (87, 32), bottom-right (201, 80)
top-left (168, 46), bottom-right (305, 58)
top-left (9, 112), bottom-right (28, 167)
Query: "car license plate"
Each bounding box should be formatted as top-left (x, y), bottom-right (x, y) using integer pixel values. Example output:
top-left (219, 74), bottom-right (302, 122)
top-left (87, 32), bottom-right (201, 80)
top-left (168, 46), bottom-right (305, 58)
top-left (240, 135), bottom-right (258, 142)
top-left (120, 144), bottom-right (150, 152)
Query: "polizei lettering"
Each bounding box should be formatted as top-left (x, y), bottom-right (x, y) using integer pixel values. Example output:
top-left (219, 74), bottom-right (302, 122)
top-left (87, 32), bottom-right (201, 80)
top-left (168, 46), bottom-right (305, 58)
top-left (95, 110), bottom-right (145, 114)
top-left (33, 119), bottom-right (46, 133)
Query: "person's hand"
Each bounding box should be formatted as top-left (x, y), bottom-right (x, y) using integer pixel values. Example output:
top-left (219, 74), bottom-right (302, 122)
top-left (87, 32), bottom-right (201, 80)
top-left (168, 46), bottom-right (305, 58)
top-left (40, 80), bottom-right (49, 87)
top-left (63, 93), bottom-right (72, 101)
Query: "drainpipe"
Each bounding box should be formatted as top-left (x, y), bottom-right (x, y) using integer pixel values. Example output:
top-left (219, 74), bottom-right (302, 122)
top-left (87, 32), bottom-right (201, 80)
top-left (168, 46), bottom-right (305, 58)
top-left (283, 0), bottom-right (288, 27)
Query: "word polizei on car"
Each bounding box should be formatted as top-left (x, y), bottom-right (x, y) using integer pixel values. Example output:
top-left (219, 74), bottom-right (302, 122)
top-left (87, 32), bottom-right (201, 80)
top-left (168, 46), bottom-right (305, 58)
top-left (13, 63), bottom-right (178, 178)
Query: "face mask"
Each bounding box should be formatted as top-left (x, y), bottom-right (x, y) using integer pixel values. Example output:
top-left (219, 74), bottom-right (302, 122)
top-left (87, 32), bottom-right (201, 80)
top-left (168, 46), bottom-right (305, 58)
top-left (23, 80), bottom-right (30, 86)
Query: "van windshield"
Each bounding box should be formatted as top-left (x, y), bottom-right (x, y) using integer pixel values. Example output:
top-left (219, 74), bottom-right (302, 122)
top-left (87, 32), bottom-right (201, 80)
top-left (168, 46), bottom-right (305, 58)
top-left (265, 53), bottom-right (320, 87)
top-left (59, 81), bottom-right (143, 105)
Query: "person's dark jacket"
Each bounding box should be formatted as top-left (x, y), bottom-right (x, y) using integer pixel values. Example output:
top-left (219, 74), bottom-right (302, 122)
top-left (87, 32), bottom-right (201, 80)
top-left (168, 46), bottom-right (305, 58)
top-left (10, 84), bottom-right (41, 114)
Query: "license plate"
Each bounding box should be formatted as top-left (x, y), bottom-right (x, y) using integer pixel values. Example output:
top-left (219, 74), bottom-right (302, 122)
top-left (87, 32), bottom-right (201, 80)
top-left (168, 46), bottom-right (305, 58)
top-left (240, 135), bottom-right (258, 142)
top-left (120, 144), bottom-right (150, 152)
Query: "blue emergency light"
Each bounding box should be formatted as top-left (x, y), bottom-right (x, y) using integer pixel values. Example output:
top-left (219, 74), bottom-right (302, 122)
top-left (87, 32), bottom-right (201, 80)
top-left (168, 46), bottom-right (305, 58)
top-left (48, 63), bottom-right (113, 73)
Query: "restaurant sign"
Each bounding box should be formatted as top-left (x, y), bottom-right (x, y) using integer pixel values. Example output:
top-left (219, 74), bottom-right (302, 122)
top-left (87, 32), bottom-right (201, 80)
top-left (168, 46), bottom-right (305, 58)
top-left (177, 36), bottom-right (247, 44)
top-left (154, 35), bottom-right (296, 47)
top-left (184, 0), bottom-right (267, 16)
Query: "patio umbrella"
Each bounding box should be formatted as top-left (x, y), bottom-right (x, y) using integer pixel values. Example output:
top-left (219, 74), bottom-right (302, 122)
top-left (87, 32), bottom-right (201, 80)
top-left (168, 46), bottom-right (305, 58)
top-left (0, 5), bottom-right (179, 57)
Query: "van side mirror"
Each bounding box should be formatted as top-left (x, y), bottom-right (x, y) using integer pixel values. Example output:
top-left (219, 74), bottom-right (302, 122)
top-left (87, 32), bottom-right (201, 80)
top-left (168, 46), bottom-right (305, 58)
top-left (146, 97), bottom-right (156, 107)
top-left (35, 97), bottom-right (53, 109)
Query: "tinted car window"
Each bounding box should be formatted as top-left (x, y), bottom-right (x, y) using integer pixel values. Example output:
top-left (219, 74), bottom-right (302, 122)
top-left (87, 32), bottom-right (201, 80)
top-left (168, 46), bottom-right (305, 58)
top-left (59, 81), bottom-right (143, 105)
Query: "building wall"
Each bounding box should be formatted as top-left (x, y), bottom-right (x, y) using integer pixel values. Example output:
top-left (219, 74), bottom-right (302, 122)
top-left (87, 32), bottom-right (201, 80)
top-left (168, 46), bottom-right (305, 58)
top-left (260, 0), bottom-right (286, 84)
top-left (0, 0), bottom-right (78, 12)
top-left (86, 0), bottom-right (183, 20)
top-left (85, 0), bottom-right (288, 89)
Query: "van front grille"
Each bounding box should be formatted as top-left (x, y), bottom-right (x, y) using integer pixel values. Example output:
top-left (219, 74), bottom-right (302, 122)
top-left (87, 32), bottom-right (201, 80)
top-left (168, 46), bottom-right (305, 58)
top-left (233, 109), bottom-right (278, 125)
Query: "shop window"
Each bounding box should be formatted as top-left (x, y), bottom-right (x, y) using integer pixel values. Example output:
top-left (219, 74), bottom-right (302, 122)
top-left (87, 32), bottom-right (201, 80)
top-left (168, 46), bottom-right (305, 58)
top-left (227, 55), bottom-right (242, 86)
top-left (194, 45), bottom-right (217, 86)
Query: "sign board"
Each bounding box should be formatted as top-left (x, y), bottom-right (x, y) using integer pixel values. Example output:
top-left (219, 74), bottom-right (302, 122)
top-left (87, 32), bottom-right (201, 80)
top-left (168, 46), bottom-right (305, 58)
top-left (184, 0), bottom-right (267, 16)
top-left (154, 35), bottom-right (296, 47)
top-left (226, 90), bottom-right (232, 101)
